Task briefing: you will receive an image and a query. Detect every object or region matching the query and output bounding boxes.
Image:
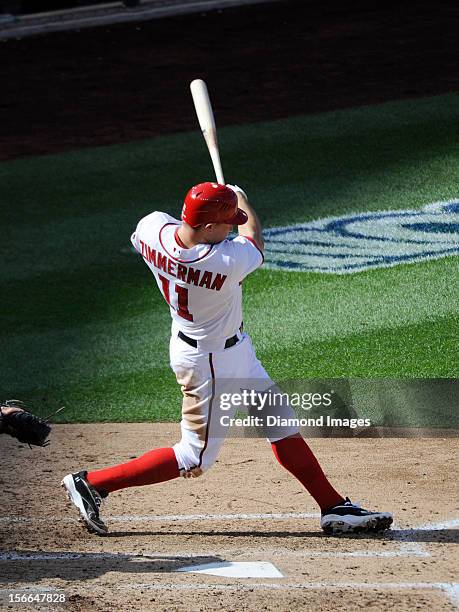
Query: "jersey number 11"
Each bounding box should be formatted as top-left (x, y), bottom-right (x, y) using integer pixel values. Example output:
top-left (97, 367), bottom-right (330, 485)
top-left (158, 274), bottom-right (193, 321)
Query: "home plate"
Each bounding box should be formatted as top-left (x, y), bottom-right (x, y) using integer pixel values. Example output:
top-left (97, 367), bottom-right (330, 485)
top-left (175, 561), bottom-right (283, 578)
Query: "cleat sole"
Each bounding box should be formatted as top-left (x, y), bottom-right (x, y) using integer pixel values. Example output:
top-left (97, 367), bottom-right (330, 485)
top-left (61, 477), bottom-right (108, 536)
top-left (322, 514), bottom-right (393, 535)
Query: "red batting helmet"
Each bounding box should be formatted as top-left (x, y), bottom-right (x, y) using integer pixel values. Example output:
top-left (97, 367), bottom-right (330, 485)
top-left (182, 182), bottom-right (248, 227)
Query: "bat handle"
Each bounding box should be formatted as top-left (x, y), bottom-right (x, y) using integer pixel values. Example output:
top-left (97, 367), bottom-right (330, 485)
top-left (209, 146), bottom-right (225, 184)
top-left (204, 128), bottom-right (225, 184)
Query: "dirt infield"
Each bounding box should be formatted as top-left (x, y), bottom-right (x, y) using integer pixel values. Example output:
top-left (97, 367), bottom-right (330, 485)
top-left (1, 424), bottom-right (458, 610)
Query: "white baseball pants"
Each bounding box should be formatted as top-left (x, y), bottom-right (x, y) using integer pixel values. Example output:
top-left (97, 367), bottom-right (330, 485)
top-left (170, 330), bottom-right (299, 477)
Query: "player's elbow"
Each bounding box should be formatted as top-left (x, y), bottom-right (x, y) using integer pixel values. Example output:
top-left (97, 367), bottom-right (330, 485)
top-left (255, 235), bottom-right (265, 252)
top-left (240, 230), bottom-right (264, 253)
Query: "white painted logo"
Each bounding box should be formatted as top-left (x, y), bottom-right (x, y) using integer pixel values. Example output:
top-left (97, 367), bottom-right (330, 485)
top-left (264, 200), bottom-right (459, 273)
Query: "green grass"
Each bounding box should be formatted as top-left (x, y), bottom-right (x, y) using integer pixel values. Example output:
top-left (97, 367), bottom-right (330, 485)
top-left (1, 93), bottom-right (458, 424)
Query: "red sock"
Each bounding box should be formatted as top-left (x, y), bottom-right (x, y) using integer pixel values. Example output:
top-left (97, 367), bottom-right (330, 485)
top-left (271, 436), bottom-right (344, 511)
top-left (87, 447), bottom-right (180, 494)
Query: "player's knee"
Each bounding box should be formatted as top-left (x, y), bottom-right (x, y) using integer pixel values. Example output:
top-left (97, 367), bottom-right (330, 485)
top-left (173, 438), bottom-right (217, 479)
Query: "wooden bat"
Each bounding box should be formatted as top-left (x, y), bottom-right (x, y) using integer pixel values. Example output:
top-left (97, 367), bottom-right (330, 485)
top-left (190, 79), bottom-right (225, 184)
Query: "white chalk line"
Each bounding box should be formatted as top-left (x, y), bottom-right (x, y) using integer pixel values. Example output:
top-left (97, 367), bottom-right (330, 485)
top-left (384, 518), bottom-right (459, 562)
top-left (0, 551), bottom-right (215, 562)
top-left (0, 511), bottom-right (319, 524)
top-left (118, 582), bottom-right (459, 606)
top-left (3, 514), bottom-right (457, 527)
top-left (387, 518), bottom-right (459, 549)
top-left (118, 580), bottom-right (458, 591)
top-left (2, 515), bottom-right (456, 562)
top-left (417, 518), bottom-right (459, 531)
top-left (0, 545), bottom-right (429, 562)
top-left (110, 511), bottom-right (321, 522)
top-left (1, 519), bottom-right (456, 605)
top-left (1, 518), bottom-right (455, 585)
top-left (1, 581), bottom-right (457, 592)
top-left (269, 545), bottom-right (430, 558)
top-left (448, 584), bottom-right (459, 605)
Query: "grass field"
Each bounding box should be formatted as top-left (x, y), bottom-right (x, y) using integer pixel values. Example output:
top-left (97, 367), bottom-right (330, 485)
top-left (1, 93), bottom-right (458, 424)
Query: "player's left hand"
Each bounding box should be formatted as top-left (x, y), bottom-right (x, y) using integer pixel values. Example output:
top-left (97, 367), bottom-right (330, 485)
top-left (226, 184), bottom-right (248, 199)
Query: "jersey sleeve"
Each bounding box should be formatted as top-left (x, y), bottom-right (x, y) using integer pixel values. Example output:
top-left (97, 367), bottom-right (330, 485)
top-left (131, 224), bottom-right (142, 253)
top-left (130, 211), bottom-right (170, 253)
top-left (230, 235), bottom-right (264, 281)
top-left (130, 215), bottom-right (149, 254)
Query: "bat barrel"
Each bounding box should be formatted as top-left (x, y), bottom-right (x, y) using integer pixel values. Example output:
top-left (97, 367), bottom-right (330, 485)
top-left (190, 79), bottom-right (225, 184)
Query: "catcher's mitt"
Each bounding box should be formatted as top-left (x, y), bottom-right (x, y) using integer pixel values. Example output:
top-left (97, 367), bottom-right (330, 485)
top-left (0, 400), bottom-right (51, 447)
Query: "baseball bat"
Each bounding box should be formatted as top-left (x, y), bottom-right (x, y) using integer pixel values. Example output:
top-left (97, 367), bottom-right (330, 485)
top-left (190, 79), bottom-right (225, 185)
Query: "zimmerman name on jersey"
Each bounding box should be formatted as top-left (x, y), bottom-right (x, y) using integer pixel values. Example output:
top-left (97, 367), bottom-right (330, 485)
top-left (131, 211), bottom-right (263, 342)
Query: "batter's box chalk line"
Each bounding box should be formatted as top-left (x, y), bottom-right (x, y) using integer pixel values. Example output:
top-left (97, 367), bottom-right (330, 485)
top-left (1, 517), bottom-right (455, 566)
top-left (118, 582), bottom-right (459, 608)
top-left (0, 543), bottom-right (428, 562)
top-left (118, 582), bottom-right (459, 607)
top-left (0, 511), bottom-right (320, 524)
top-left (3, 513), bottom-right (458, 527)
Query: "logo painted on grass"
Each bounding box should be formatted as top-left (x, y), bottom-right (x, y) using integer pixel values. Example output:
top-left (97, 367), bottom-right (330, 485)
top-left (264, 200), bottom-right (459, 273)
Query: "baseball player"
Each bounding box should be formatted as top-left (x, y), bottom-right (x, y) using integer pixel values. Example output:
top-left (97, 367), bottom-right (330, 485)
top-left (62, 183), bottom-right (393, 535)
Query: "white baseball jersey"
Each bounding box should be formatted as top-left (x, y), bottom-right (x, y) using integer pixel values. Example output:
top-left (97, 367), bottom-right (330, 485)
top-left (131, 211), bottom-right (264, 341)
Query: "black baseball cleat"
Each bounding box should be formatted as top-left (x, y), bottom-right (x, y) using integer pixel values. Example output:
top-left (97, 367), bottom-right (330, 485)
top-left (321, 497), bottom-right (393, 535)
top-left (62, 471), bottom-right (108, 535)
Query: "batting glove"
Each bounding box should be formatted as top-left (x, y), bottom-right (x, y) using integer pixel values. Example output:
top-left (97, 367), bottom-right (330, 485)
top-left (226, 184), bottom-right (248, 200)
